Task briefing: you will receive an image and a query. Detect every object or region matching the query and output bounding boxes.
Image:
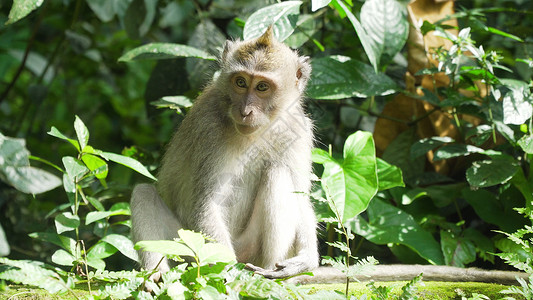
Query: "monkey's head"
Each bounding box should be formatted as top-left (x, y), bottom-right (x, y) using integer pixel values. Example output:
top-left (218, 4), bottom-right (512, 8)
top-left (219, 26), bottom-right (311, 135)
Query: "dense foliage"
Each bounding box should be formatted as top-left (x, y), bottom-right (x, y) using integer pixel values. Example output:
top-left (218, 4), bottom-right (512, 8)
top-left (1, 0), bottom-right (533, 298)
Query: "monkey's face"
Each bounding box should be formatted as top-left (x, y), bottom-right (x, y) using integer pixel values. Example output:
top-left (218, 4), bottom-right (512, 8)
top-left (220, 26), bottom-right (311, 136)
top-left (228, 71), bottom-right (279, 135)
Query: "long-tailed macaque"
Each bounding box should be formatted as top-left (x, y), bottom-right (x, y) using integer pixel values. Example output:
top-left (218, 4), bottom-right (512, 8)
top-left (130, 26), bottom-right (318, 279)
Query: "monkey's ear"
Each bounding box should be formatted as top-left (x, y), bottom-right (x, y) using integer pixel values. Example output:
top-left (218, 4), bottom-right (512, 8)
top-left (222, 40), bottom-right (235, 62)
top-left (256, 25), bottom-right (276, 45)
top-left (296, 56), bottom-right (312, 92)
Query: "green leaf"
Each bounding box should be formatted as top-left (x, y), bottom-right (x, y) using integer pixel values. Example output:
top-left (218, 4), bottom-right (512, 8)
top-left (243, 1), bottom-right (302, 42)
top-left (382, 129), bottom-right (424, 185)
top-left (333, 0), bottom-right (378, 72)
top-left (197, 243), bottom-right (237, 264)
top-left (54, 212), bottom-right (80, 234)
top-left (178, 229), bottom-right (204, 254)
top-left (86, 202), bottom-right (130, 225)
top-left (29, 232), bottom-right (76, 253)
top-left (440, 230), bottom-right (476, 267)
top-left (308, 56), bottom-right (396, 100)
top-left (81, 154), bottom-right (108, 179)
top-left (321, 131), bottom-right (378, 222)
top-left (432, 144), bottom-right (484, 161)
top-left (311, 148), bottom-right (332, 164)
top-left (6, 0), bottom-right (44, 25)
top-left (51, 249), bottom-right (76, 266)
top-left (284, 14), bottom-right (321, 49)
top-left (151, 96), bottom-right (193, 113)
top-left (360, 0), bottom-right (408, 68)
top-left (502, 87), bottom-right (532, 125)
top-left (311, 0), bottom-right (331, 12)
top-left (98, 151), bottom-right (156, 181)
top-left (486, 26), bottom-right (523, 42)
top-left (74, 116), bottom-right (89, 151)
top-left (1, 166), bottom-right (62, 195)
top-left (349, 198), bottom-right (444, 265)
top-left (376, 158), bottom-right (404, 191)
top-left (86, 0), bottom-right (118, 22)
top-left (466, 159), bottom-right (519, 188)
top-left (518, 134), bottom-right (533, 154)
top-left (0, 224), bottom-right (9, 256)
top-left (48, 127), bottom-right (80, 152)
top-left (101, 234), bottom-right (139, 262)
top-left (462, 188), bottom-right (524, 233)
top-left (118, 43), bottom-right (216, 62)
top-left (135, 240), bottom-right (195, 258)
top-left (0, 258), bottom-right (71, 294)
top-left (62, 156), bottom-right (89, 180)
top-left (86, 256), bottom-right (106, 270)
top-left (124, 0), bottom-right (157, 39)
top-left (0, 133), bottom-right (62, 194)
top-left (410, 136), bottom-right (455, 159)
top-left (88, 241), bottom-right (118, 260)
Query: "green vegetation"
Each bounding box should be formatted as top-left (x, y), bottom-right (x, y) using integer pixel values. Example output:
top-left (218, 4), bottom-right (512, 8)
top-left (1, 0), bottom-right (533, 299)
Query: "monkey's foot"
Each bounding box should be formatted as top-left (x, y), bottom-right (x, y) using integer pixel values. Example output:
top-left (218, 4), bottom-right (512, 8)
top-left (245, 262), bottom-right (298, 279)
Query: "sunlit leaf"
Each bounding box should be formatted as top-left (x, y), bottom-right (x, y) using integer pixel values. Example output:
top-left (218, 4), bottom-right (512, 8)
top-left (48, 127), bottom-right (80, 152)
top-left (197, 243), bottom-right (236, 264)
top-left (54, 212), bottom-right (80, 234)
top-left (178, 229), bottom-right (204, 254)
top-left (311, 0), bottom-right (331, 12)
top-left (518, 134), bottom-right (533, 154)
top-left (318, 131), bottom-right (378, 222)
top-left (119, 43), bottom-right (216, 62)
top-left (81, 154), bottom-right (108, 179)
top-left (29, 232), bottom-right (76, 253)
top-left (101, 234), bottom-right (139, 262)
top-left (376, 158), bottom-right (404, 191)
top-left (98, 151), bottom-right (156, 181)
top-left (433, 144), bottom-right (484, 161)
top-left (135, 240), bottom-right (195, 258)
top-left (6, 0), bottom-right (44, 25)
top-left (502, 88), bottom-right (532, 125)
top-left (360, 0), bottom-right (408, 68)
top-left (51, 249), bottom-right (76, 266)
top-left (74, 116), bottom-right (89, 152)
top-left (0, 133), bottom-right (62, 194)
top-left (243, 1), bottom-right (302, 42)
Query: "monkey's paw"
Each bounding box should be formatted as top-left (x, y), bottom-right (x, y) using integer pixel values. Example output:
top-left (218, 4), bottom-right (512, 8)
top-left (245, 262), bottom-right (296, 279)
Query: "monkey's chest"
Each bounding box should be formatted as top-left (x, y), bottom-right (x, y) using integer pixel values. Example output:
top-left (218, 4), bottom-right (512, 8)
top-left (216, 157), bottom-right (263, 231)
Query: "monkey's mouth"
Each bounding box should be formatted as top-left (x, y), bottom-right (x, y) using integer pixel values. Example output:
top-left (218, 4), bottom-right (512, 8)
top-left (235, 123), bottom-right (260, 135)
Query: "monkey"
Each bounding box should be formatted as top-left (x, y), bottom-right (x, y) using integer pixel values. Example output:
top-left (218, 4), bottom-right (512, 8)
top-left (130, 26), bottom-right (318, 280)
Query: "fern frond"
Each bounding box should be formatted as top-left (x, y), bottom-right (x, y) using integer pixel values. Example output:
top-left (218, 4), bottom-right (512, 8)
top-left (0, 257), bottom-right (72, 294)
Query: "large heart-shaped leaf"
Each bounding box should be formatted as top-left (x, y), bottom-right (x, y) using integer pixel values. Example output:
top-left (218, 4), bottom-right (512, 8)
top-left (313, 131), bottom-right (378, 222)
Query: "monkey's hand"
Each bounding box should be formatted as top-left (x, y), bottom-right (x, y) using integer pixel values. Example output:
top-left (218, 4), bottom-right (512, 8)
top-left (245, 261), bottom-right (309, 279)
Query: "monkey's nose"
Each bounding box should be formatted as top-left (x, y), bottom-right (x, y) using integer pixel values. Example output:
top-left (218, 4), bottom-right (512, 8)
top-left (240, 107), bottom-right (253, 118)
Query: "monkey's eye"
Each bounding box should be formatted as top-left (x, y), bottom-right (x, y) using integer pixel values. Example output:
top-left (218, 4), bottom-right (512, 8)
top-left (256, 82), bottom-right (269, 92)
top-left (235, 77), bottom-right (247, 88)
